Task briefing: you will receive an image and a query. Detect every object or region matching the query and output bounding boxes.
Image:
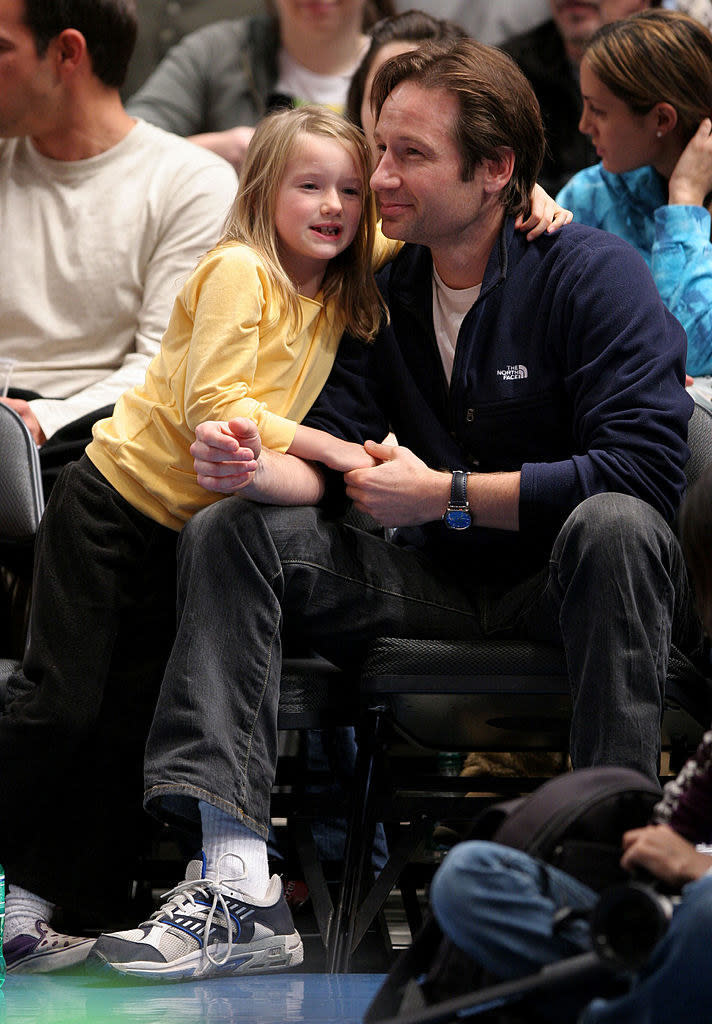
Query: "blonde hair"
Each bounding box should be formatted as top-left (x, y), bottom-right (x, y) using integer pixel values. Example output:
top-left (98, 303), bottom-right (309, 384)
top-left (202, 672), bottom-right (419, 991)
top-left (584, 9), bottom-right (712, 144)
top-left (217, 105), bottom-right (385, 343)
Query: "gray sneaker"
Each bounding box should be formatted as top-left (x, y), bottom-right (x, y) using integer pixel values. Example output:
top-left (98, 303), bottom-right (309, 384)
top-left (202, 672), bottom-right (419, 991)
top-left (4, 920), bottom-right (96, 973)
top-left (87, 854), bottom-right (303, 981)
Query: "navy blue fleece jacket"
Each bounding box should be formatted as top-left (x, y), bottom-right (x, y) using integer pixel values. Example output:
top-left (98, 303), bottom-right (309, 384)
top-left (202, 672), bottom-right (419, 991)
top-left (306, 217), bottom-right (692, 583)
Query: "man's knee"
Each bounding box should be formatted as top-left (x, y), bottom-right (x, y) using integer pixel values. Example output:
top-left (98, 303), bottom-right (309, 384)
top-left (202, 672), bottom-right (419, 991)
top-left (554, 492), bottom-right (675, 567)
top-left (180, 497), bottom-right (309, 549)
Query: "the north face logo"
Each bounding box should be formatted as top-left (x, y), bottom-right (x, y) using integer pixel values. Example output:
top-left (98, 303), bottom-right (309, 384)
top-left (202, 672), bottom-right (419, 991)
top-left (496, 365), bottom-right (528, 381)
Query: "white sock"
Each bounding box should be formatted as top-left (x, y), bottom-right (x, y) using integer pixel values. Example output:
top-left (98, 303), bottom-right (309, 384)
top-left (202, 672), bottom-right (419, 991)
top-left (4, 884), bottom-right (55, 943)
top-left (199, 800), bottom-right (270, 899)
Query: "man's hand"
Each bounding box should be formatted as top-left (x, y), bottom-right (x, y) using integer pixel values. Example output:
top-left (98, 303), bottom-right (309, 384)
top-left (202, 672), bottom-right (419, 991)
top-left (0, 397), bottom-right (45, 445)
top-left (344, 441), bottom-right (448, 528)
top-left (191, 418), bottom-right (260, 493)
top-left (620, 823), bottom-right (712, 887)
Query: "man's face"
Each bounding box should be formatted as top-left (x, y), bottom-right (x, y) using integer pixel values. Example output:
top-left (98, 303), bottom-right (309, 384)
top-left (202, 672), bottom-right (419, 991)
top-left (0, 0), bottom-right (59, 138)
top-left (550, 0), bottom-right (650, 57)
top-left (369, 81), bottom-right (490, 254)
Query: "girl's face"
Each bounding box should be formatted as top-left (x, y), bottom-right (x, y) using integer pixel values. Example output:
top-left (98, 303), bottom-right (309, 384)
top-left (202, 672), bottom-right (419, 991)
top-left (275, 133), bottom-right (364, 295)
top-left (578, 58), bottom-right (661, 174)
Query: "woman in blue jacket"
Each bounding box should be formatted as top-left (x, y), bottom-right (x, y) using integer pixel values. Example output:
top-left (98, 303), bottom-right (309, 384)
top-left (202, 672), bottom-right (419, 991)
top-left (557, 9), bottom-right (712, 377)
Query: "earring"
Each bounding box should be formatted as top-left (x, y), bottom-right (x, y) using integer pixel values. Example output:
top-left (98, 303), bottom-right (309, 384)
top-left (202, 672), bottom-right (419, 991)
top-left (656, 130), bottom-right (663, 139)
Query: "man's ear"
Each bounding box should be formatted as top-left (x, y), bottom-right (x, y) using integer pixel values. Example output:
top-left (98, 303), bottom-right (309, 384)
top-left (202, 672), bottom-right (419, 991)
top-left (49, 28), bottom-right (87, 78)
top-left (483, 147), bottom-right (515, 196)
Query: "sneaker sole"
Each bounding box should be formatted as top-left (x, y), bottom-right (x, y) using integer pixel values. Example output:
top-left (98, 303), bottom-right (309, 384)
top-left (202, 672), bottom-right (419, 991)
top-left (89, 931), bottom-right (304, 981)
top-left (7, 938), bottom-right (97, 974)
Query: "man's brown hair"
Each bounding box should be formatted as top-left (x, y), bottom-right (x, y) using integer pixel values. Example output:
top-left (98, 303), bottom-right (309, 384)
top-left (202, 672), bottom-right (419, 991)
top-left (370, 38), bottom-right (545, 218)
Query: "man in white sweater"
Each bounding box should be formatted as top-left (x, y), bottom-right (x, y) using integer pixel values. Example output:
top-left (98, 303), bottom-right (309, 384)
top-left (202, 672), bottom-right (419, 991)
top-left (0, 0), bottom-right (237, 497)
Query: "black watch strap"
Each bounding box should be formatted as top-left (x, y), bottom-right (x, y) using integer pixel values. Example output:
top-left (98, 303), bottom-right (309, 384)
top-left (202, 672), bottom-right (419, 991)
top-left (450, 469), bottom-right (469, 508)
top-left (443, 470), bottom-right (472, 530)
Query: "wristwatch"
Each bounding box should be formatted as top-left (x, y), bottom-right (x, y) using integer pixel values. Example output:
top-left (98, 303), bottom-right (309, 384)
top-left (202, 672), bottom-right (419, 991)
top-left (442, 470), bottom-right (472, 530)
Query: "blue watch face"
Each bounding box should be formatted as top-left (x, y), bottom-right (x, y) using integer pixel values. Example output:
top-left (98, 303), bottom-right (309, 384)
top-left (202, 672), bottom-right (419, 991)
top-left (444, 508), bottom-right (472, 530)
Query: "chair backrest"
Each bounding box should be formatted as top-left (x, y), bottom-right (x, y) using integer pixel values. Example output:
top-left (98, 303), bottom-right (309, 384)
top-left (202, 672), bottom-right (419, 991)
top-left (686, 398), bottom-right (712, 487)
top-left (0, 402), bottom-right (44, 540)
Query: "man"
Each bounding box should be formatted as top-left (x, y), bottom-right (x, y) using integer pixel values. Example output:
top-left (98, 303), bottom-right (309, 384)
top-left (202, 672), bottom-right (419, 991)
top-left (501, 0), bottom-right (660, 194)
top-left (88, 39), bottom-right (699, 979)
top-left (0, 0), bottom-right (237, 498)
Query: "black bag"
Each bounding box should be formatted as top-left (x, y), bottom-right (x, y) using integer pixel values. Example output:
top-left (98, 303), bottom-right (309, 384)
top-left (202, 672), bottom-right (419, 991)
top-left (364, 766), bottom-right (661, 1023)
top-left (471, 764), bottom-right (661, 893)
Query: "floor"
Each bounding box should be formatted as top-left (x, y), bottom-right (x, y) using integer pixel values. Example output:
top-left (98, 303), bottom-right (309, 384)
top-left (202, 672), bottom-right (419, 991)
top-left (0, 884), bottom-right (417, 1024)
top-left (0, 971), bottom-right (387, 1024)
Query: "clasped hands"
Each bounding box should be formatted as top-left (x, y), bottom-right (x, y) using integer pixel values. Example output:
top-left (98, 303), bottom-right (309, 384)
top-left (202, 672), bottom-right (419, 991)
top-left (191, 418), bottom-right (441, 527)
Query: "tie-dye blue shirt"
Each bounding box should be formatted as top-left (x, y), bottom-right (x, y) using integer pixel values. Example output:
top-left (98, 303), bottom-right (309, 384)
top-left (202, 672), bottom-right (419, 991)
top-left (558, 163), bottom-right (712, 377)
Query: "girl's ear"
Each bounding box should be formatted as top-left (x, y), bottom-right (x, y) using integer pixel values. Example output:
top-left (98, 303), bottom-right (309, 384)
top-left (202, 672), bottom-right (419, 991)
top-left (483, 147), bottom-right (515, 196)
top-left (653, 102), bottom-right (678, 138)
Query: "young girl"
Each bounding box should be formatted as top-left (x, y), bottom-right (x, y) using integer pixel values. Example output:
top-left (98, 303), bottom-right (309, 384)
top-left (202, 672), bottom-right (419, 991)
top-left (0, 104), bottom-right (387, 975)
top-left (87, 104), bottom-right (387, 531)
top-left (557, 8), bottom-right (712, 377)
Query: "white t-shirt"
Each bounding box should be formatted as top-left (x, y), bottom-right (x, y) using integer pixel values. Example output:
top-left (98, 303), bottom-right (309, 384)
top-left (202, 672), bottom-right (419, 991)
top-left (0, 119), bottom-right (237, 439)
top-left (432, 267), bottom-right (481, 385)
top-left (275, 45), bottom-right (368, 111)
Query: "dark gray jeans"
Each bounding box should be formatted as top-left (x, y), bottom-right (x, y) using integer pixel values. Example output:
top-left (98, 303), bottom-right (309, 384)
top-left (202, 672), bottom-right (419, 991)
top-left (144, 492), bottom-right (700, 839)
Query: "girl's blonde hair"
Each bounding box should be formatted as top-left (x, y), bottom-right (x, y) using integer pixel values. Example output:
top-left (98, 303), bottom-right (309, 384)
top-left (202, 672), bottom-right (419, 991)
top-left (218, 105), bottom-right (385, 343)
top-left (584, 9), bottom-right (712, 145)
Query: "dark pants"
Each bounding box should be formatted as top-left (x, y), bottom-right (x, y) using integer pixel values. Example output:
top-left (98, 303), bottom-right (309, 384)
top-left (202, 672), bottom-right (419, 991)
top-left (144, 491), bottom-right (700, 839)
top-left (6, 388), bottom-right (113, 501)
top-left (0, 397), bottom-right (115, 658)
top-left (0, 456), bottom-right (178, 919)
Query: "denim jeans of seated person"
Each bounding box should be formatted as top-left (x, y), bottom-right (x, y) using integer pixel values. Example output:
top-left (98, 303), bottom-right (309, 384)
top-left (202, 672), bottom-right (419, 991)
top-left (143, 491), bottom-right (698, 842)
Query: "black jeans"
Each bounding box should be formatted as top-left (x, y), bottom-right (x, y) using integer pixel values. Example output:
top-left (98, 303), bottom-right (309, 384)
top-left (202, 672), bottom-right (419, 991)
top-left (0, 456), bottom-right (178, 919)
top-left (144, 491), bottom-right (700, 839)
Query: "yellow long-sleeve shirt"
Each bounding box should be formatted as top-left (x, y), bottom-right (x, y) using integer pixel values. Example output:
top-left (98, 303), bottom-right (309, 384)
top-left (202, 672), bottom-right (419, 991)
top-left (87, 243), bottom-right (345, 529)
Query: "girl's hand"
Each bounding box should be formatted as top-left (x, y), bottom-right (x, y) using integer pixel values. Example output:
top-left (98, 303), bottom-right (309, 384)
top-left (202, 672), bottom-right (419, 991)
top-left (320, 437), bottom-right (379, 472)
top-left (191, 419), bottom-right (260, 493)
top-left (668, 118), bottom-right (712, 209)
top-left (516, 183), bottom-right (573, 240)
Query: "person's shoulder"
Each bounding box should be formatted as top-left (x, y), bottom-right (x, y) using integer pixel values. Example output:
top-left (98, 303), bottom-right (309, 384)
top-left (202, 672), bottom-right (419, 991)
top-left (538, 220), bottom-right (652, 284)
top-left (170, 13), bottom-right (276, 54)
top-left (129, 119), bottom-right (226, 166)
top-left (559, 162), bottom-right (607, 191)
top-left (198, 242), bottom-right (270, 282)
top-left (517, 216), bottom-right (644, 273)
top-left (552, 219), bottom-right (640, 254)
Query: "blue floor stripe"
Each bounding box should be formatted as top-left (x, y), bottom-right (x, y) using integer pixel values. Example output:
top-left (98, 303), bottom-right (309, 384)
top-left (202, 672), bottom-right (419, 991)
top-left (0, 972), bottom-right (386, 1024)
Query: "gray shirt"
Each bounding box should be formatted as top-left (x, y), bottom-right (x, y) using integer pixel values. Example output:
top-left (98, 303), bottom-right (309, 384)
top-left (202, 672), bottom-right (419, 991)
top-left (126, 15), bottom-right (279, 135)
top-left (123, 0), bottom-right (262, 100)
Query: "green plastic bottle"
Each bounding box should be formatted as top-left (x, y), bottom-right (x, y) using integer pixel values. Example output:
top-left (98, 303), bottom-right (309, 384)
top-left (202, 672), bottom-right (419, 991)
top-left (0, 863), bottom-right (5, 987)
